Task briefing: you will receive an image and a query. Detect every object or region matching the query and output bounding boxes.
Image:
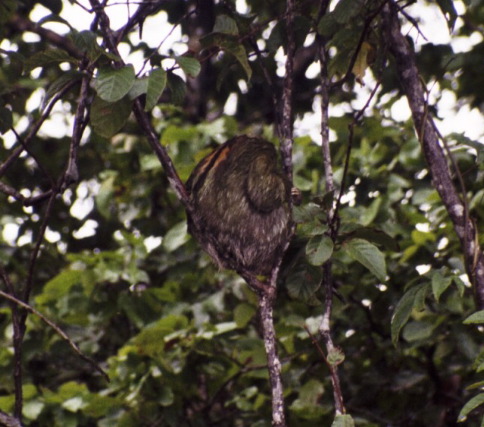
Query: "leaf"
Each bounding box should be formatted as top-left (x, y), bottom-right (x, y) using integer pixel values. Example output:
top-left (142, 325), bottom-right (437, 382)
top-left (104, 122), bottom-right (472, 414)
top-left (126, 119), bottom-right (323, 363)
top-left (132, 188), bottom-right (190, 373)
top-left (234, 303), bottom-right (256, 328)
top-left (201, 33), bottom-right (252, 80)
top-left (213, 14), bottom-right (239, 35)
top-left (167, 72), bottom-right (186, 105)
top-left (90, 96), bottom-right (132, 138)
top-left (44, 70), bottom-right (83, 107)
top-left (35, 269), bottom-right (83, 305)
top-left (162, 221), bottom-right (189, 252)
top-left (306, 235), bottom-right (334, 266)
top-left (145, 68), bottom-right (167, 111)
top-left (402, 320), bottom-right (437, 342)
top-left (332, 0), bottom-right (364, 24)
top-left (457, 393), bottom-right (484, 422)
top-left (352, 41), bottom-right (375, 84)
top-left (94, 66), bottom-right (136, 102)
top-left (69, 30), bottom-right (103, 61)
top-left (344, 238), bottom-right (386, 281)
top-left (332, 414), bottom-right (356, 427)
top-left (463, 310), bottom-right (484, 325)
top-left (431, 270), bottom-right (452, 302)
top-left (25, 49), bottom-right (77, 72)
top-left (286, 264), bottom-right (322, 303)
top-left (175, 56), bottom-right (201, 78)
top-left (391, 284), bottom-right (428, 346)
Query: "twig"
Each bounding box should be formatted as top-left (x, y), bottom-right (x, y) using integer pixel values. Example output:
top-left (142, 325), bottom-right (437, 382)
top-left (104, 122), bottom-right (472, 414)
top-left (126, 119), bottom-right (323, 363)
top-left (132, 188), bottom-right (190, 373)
top-left (0, 288), bottom-right (109, 382)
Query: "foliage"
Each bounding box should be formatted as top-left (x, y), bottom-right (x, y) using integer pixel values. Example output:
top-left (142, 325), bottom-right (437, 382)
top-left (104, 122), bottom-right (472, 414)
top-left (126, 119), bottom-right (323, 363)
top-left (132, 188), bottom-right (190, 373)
top-left (0, 0), bottom-right (483, 426)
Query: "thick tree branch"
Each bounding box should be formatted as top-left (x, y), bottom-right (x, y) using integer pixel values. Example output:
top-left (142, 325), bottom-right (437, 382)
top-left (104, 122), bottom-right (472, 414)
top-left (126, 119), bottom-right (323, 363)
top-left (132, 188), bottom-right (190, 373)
top-left (382, 1), bottom-right (484, 309)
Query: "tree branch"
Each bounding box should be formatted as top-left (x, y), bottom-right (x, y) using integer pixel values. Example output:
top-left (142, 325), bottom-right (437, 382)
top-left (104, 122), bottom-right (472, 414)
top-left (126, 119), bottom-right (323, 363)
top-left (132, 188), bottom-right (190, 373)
top-left (381, 0), bottom-right (484, 309)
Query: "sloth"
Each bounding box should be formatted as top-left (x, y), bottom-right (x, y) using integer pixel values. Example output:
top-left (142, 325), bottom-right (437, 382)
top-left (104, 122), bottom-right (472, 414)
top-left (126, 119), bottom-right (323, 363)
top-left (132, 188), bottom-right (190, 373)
top-left (186, 135), bottom-right (292, 277)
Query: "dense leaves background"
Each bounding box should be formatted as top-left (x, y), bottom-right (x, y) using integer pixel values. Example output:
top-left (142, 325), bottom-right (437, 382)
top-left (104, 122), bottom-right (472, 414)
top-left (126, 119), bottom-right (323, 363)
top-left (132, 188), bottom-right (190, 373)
top-left (0, 0), bottom-right (483, 425)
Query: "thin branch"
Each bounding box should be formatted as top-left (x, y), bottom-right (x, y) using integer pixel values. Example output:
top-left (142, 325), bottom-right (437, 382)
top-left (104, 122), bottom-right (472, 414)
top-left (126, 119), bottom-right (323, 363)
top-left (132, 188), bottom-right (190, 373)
top-left (0, 81), bottom-right (77, 179)
top-left (0, 288), bottom-right (109, 382)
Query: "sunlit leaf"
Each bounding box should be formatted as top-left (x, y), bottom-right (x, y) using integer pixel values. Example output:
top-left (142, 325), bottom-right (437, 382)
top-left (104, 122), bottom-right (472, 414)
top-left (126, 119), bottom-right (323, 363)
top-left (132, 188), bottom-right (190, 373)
top-left (163, 221), bottom-right (189, 252)
top-left (457, 393), bottom-right (484, 422)
top-left (332, 414), bottom-right (355, 427)
top-left (463, 310), bottom-right (484, 325)
top-left (94, 66), bottom-right (136, 102)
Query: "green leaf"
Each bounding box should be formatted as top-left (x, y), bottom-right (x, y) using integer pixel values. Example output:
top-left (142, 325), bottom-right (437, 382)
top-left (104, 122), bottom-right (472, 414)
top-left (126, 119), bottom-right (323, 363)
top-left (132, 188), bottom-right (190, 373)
top-left (35, 269), bottom-right (83, 305)
top-left (344, 238), bottom-right (386, 281)
top-left (391, 284), bottom-right (428, 346)
top-left (175, 56), bottom-right (201, 78)
top-left (90, 96), bottom-right (132, 138)
top-left (457, 393), bottom-right (484, 422)
top-left (145, 68), bottom-right (167, 111)
top-left (332, 0), bottom-right (364, 24)
top-left (167, 72), bottom-right (186, 105)
top-left (94, 66), bottom-right (136, 102)
top-left (332, 414), bottom-right (355, 427)
top-left (25, 48), bottom-right (77, 72)
top-left (128, 77), bottom-right (148, 100)
top-left (69, 30), bottom-right (104, 61)
top-left (463, 310), bottom-right (484, 325)
top-left (286, 265), bottom-right (322, 303)
top-left (213, 14), bottom-right (239, 35)
top-left (201, 33), bottom-right (252, 80)
top-left (306, 235), bottom-right (333, 266)
top-left (234, 303), bottom-right (256, 328)
top-left (290, 379), bottom-right (325, 420)
top-left (402, 320), bottom-right (437, 342)
top-left (431, 270), bottom-right (452, 302)
top-left (163, 221), bottom-right (189, 252)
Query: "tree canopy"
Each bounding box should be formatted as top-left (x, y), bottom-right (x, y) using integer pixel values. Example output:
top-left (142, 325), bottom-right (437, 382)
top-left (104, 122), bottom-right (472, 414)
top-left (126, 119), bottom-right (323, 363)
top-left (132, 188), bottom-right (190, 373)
top-left (0, 0), bottom-right (484, 426)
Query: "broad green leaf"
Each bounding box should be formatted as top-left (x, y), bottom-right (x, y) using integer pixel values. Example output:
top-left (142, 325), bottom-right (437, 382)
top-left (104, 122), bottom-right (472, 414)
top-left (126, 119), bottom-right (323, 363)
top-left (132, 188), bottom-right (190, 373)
top-left (175, 56), bottom-right (201, 78)
top-left (162, 221), bottom-right (189, 252)
top-left (286, 264), bottom-right (322, 303)
top-left (23, 400), bottom-right (44, 420)
top-left (463, 310), bottom-right (484, 325)
top-left (290, 379), bottom-right (325, 420)
top-left (213, 14), bottom-right (239, 35)
top-left (234, 303), bottom-right (256, 328)
top-left (133, 315), bottom-right (189, 356)
top-left (391, 284), bottom-right (428, 346)
top-left (402, 320), bottom-right (437, 342)
top-left (344, 238), bottom-right (386, 281)
top-left (201, 33), bottom-right (252, 80)
top-left (70, 30), bottom-right (103, 61)
top-left (90, 95), bottom-right (132, 138)
top-left (327, 347), bottom-right (345, 366)
top-left (35, 269), bottom-right (83, 305)
top-left (332, 414), bottom-right (355, 427)
top-left (332, 0), bottom-right (364, 24)
top-left (457, 393), bottom-right (484, 422)
top-left (145, 68), bottom-right (167, 111)
top-left (306, 234), bottom-right (333, 266)
top-left (94, 66), bottom-right (136, 102)
top-left (360, 196), bottom-right (381, 226)
top-left (167, 72), bottom-right (186, 105)
top-left (128, 77), bottom-right (148, 100)
top-left (431, 270), bottom-right (452, 302)
top-left (25, 48), bottom-right (76, 72)
top-left (293, 202), bottom-right (325, 223)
